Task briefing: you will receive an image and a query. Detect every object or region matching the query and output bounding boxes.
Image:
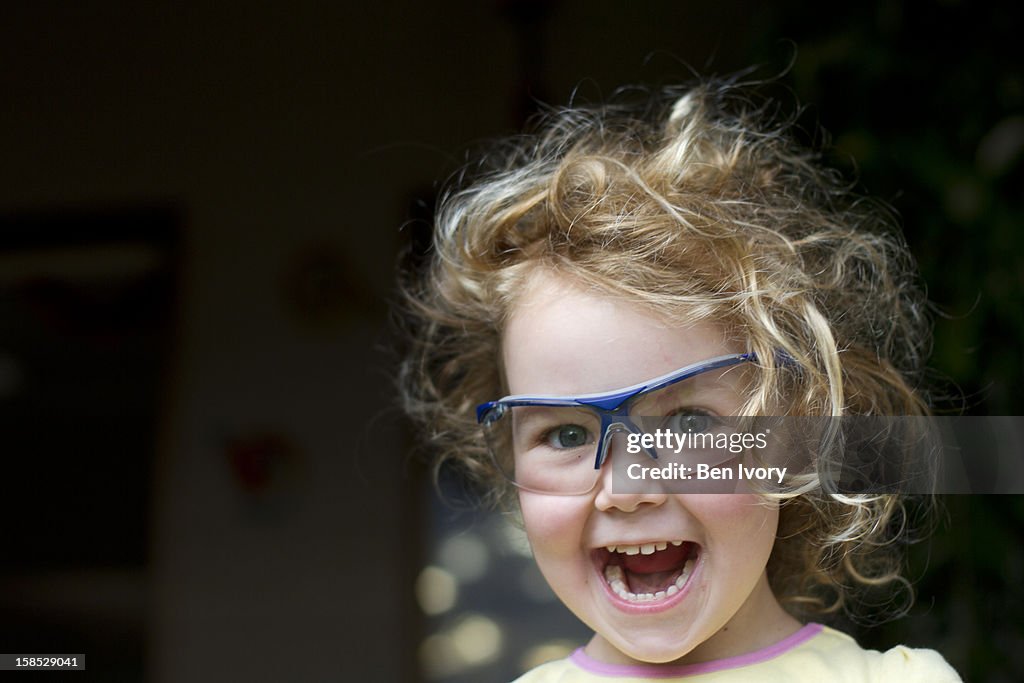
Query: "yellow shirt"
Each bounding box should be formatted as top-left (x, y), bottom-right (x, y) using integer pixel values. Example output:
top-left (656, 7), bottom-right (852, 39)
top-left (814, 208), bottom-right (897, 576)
top-left (513, 624), bottom-right (961, 682)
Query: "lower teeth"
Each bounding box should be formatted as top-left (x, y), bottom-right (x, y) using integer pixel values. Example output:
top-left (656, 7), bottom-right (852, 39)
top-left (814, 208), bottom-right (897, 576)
top-left (603, 558), bottom-right (696, 603)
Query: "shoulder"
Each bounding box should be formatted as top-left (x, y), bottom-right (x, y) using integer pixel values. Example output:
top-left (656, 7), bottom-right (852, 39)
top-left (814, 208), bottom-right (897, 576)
top-left (873, 643), bottom-right (962, 682)
top-left (803, 626), bottom-right (962, 683)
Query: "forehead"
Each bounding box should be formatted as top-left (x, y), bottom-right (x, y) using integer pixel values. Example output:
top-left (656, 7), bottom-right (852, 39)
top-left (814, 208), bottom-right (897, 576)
top-left (502, 270), bottom-right (738, 396)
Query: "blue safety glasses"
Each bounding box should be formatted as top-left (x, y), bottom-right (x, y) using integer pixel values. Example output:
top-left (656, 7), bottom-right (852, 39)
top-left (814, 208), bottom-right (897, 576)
top-left (476, 353), bottom-right (757, 494)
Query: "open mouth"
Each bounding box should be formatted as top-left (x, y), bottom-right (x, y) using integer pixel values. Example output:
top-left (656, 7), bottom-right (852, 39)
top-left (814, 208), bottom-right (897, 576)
top-left (597, 541), bottom-right (699, 604)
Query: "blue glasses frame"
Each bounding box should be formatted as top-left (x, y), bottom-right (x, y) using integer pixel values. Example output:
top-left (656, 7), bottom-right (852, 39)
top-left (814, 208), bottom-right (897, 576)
top-left (476, 352), bottom-right (758, 473)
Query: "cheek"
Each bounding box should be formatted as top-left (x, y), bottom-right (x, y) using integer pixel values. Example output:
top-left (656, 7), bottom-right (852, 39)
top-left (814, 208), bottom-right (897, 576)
top-left (699, 495), bottom-right (779, 559)
top-left (518, 494), bottom-right (589, 562)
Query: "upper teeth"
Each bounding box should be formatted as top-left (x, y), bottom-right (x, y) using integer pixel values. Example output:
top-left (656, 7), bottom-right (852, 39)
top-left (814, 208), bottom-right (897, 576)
top-left (605, 540), bottom-right (683, 555)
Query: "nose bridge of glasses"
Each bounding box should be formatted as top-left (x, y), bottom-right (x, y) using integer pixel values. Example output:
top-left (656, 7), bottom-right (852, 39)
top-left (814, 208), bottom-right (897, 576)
top-left (594, 415), bottom-right (659, 470)
top-left (593, 417), bottom-right (678, 503)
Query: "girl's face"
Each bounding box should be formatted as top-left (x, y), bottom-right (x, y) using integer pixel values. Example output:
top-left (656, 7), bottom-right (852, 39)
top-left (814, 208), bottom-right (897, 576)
top-left (503, 270), bottom-right (798, 666)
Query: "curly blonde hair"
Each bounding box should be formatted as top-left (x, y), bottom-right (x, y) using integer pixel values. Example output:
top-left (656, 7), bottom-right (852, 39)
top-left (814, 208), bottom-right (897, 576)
top-left (399, 80), bottom-right (932, 620)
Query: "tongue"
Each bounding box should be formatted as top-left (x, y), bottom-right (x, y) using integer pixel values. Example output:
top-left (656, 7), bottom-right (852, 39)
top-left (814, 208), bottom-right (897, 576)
top-left (620, 543), bottom-right (689, 574)
top-left (627, 568), bottom-right (678, 594)
top-left (619, 544), bottom-right (691, 595)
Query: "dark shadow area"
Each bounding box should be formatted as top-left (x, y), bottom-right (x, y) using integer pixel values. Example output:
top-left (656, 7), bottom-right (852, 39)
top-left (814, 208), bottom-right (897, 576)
top-left (0, 207), bottom-right (180, 680)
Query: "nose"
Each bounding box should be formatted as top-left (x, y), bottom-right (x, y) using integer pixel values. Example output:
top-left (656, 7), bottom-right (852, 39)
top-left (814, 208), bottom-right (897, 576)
top-left (593, 428), bottom-right (669, 512)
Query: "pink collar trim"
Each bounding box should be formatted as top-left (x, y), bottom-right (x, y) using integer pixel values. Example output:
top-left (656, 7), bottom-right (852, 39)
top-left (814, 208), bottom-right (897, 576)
top-left (569, 623), bottom-right (824, 678)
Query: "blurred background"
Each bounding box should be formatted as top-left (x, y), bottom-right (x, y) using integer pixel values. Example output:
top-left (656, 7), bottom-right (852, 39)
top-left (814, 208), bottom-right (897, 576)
top-left (0, 1), bottom-right (1021, 681)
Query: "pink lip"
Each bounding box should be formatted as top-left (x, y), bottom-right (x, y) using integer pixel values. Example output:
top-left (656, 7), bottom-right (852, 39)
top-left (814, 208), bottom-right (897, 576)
top-left (591, 548), bottom-right (702, 615)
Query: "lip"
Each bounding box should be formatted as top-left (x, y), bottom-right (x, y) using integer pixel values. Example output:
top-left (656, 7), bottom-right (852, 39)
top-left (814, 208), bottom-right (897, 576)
top-left (591, 543), bottom-right (702, 615)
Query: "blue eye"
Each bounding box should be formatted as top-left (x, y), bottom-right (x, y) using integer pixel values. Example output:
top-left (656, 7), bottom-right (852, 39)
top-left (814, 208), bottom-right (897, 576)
top-left (545, 424), bottom-right (590, 449)
top-left (665, 412), bottom-right (713, 433)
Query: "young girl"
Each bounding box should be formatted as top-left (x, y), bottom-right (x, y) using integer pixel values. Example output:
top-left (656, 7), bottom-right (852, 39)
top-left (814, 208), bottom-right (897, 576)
top-left (400, 80), bottom-right (962, 681)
